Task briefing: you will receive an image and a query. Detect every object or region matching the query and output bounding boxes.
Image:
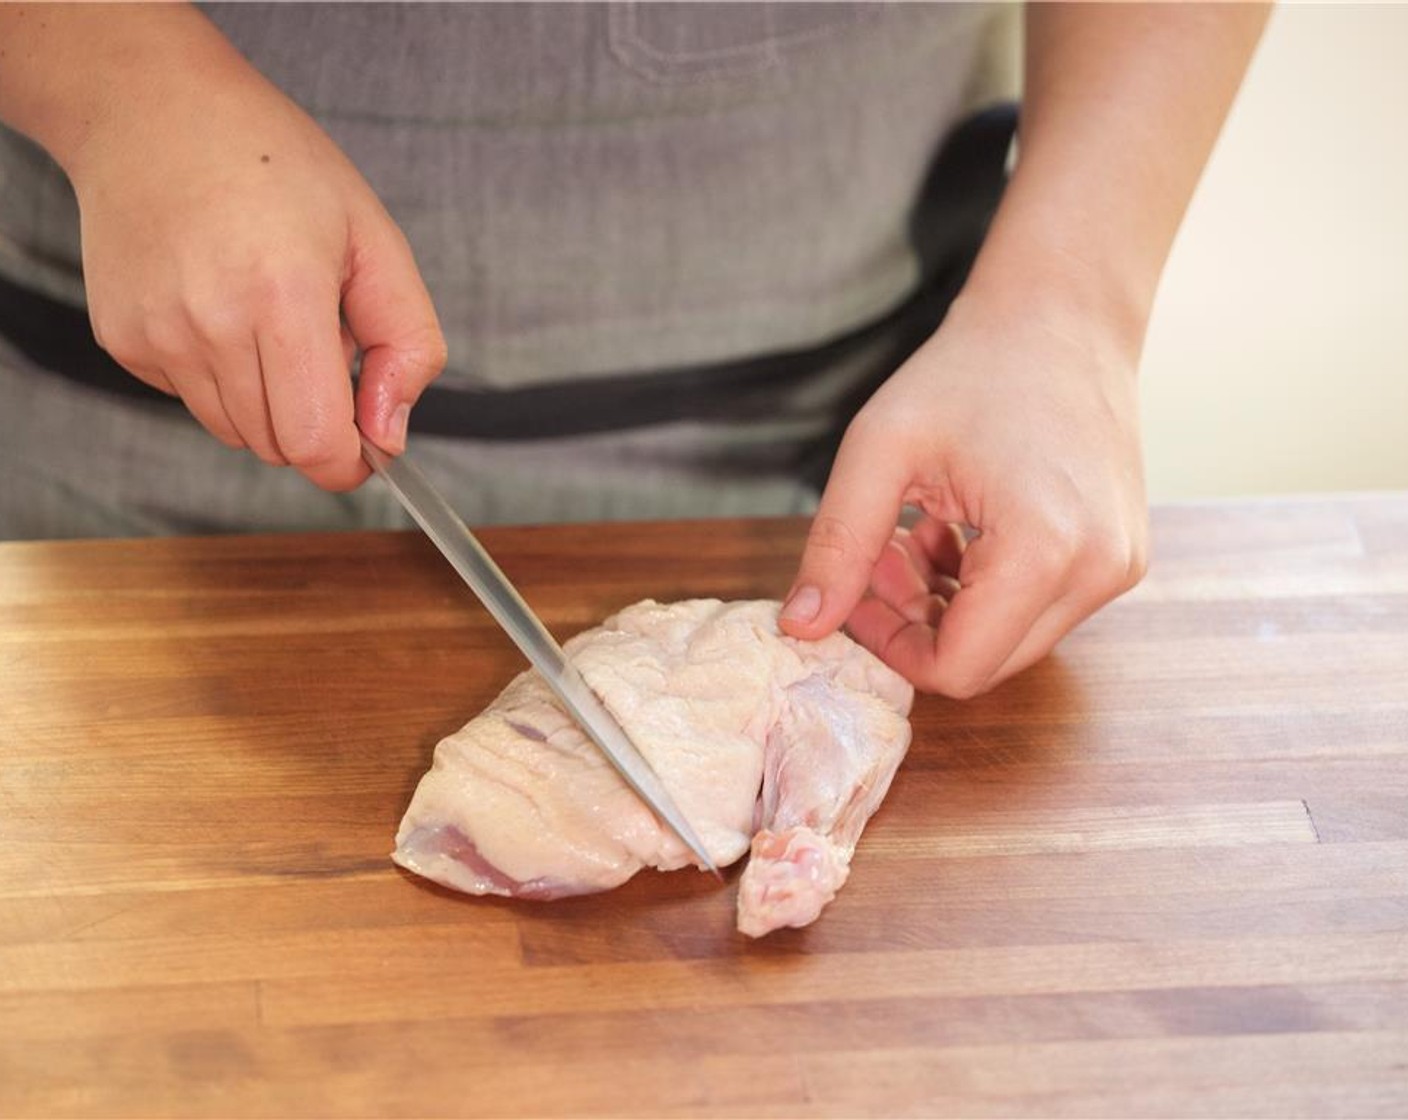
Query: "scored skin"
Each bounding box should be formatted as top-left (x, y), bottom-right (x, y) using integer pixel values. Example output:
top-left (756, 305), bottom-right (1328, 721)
top-left (394, 601), bottom-right (783, 897)
top-left (393, 599), bottom-right (914, 933)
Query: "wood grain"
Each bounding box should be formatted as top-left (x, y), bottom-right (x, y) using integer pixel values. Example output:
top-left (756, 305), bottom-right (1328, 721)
top-left (2, 496), bottom-right (1407, 1117)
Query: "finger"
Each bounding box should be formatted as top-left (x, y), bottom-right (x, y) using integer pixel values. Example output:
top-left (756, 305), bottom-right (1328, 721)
top-left (886, 522), bottom-right (968, 597)
top-left (844, 594), bottom-right (946, 673)
top-left (870, 539), bottom-right (932, 622)
top-left (96, 326), bottom-right (180, 397)
top-left (163, 364), bottom-right (246, 451)
top-left (258, 283), bottom-right (367, 492)
top-left (208, 335), bottom-right (289, 467)
top-left (886, 527), bottom-right (942, 591)
top-left (923, 533), bottom-right (1065, 697)
top-left (779, 417), bottom-right (910, 641)
top-left (868, 538), bottom-right (959, 625)
top-left (343, 211), bottom-right (446, 454)
top-left (907, 517), bottom-right (968, 581)
top-left (126, 364), bottom-right (179, 397)
top-left (878, 530), bottom-right (1067, 698)
top-left (983, 597), bottom-right (1086, 691)
top-left (983, 554), bottom-right (1139, 691)
top-left (107, 314), bottom-right (242, 446)
top-left (847, 532), bottom-right (964, 685)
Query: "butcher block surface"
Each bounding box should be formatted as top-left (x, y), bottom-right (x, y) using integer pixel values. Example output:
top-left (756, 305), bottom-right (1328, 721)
top-left (3, 495), bottom-right (1407, 1118)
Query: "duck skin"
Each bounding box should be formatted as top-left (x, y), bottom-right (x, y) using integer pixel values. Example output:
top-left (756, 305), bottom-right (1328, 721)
top-left (392, 599), bottom-right (913, 936)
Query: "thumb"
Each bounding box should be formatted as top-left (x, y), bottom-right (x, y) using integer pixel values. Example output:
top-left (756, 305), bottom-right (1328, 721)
top-left (344, 208), bottom-right (447, 454)
top-left (780, 420), bottom-right (908, 641)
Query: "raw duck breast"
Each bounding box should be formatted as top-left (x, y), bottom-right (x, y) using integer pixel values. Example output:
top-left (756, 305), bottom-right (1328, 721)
top-left (393, 599), bottom-right (914, 936)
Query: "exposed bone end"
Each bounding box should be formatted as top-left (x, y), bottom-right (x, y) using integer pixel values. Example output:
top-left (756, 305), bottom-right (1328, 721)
top-left (736, 826), bottom-right (851, 938)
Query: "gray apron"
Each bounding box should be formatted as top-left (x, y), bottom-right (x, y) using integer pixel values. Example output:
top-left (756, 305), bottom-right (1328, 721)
top-left (0, 2), bottom-right (1016, 539)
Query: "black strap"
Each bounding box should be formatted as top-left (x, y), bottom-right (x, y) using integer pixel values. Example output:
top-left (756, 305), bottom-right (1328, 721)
top-left (0, 104), bottom-right (1017, 448)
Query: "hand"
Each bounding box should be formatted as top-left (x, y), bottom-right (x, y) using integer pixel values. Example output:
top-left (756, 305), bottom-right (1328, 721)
top-left (779, 291), bottom-right (1149, 697)
top-left (67, 22), bottom-right (445, 490)
top-left (777, 0), bottom-right (1270, 696)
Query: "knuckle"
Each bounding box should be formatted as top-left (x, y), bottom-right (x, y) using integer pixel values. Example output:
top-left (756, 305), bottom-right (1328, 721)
top-left (139, 314), bottom-right (192, 364)
top-left (370, 326), bottom-right (450, 391)
top-left (842, 404), bottom-right (905, 452)
top-left (280, 433), bottom-right (340, 470)
top-left (250, 266), bottom-right (297, 308)
top-left (1083, 536), bottom-right (1133, 587)
top-left (249, 443), bottom-right (290, 468)
top-left (921, 664), bottom-right (986, 700)
top-left (88, 313), bottom-right (110, 354)
top-left (1046, 538), bottom-right (1083, 583)
top-left (1125, 514), bottom-right (1152, 587)
top-left (250, 263), bottom-right (328, 319)
top-left (417, 329), bottom-right (449, 377)
top-left (1078, 525), bottom-right (1149, 596)
top-left (277, 416), bottom-right (355, 476)
top-left (1126, 539), bottom-right (1151, 586)
top-left (196, 410), bottom-right (244, 449)
top-left (89, 311), bottom-right (146, 370)
top-left (805, 513), bottom-right (875, 567)
top-left (97, 329), bottom-right (145, 372)
top-left (184, 295), bottom-right (248, 348)
top-left (321, 469), bottom-right (368, 494)
top-left (1020, 529), bottom-right (1079, 588)
top-left (1022, 503), bottom-right (1131, 592)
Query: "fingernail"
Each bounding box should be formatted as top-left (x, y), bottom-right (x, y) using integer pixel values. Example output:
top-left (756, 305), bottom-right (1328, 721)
top-left (780, 585), bottom-right (822, 626)
top-left (389, 403), bottom-right (411, 452)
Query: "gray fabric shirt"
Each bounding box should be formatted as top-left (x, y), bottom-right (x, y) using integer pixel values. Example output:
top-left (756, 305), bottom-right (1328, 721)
top-left (0, 3), bottom-right (1016, 538)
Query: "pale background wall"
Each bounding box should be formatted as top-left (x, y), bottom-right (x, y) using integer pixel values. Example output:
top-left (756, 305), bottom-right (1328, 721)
top-left (1138, 3), bottom-right (1408, 500)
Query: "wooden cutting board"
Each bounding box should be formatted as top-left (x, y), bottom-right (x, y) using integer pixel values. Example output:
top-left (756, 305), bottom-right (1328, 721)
top-left (2, 498), bottom-right (1407, 1117)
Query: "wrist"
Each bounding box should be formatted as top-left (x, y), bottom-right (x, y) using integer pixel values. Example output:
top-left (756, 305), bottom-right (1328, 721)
top-left (0, 4), bottom-right (240, 179)
top-left (958, 182), bottom-right (1155, 375)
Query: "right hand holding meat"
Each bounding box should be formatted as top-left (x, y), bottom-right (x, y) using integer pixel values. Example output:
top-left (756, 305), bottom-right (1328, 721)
top-left (62, 15), bottom-right (446, 491)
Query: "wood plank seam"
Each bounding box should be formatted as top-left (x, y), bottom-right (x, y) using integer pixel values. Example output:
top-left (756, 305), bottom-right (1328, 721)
top-left (1302, 797), bottom-right (1325, 843)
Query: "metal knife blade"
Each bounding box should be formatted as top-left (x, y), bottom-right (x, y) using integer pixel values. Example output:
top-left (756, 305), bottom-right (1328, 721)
top-left (359, 431), bottom-right (719, 877)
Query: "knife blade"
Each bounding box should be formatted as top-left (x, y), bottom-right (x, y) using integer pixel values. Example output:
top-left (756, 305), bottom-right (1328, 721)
top-left (358, 431), bottom-right (720, 877)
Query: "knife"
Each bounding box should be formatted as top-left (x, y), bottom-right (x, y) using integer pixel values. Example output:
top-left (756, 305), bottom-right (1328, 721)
top-left (358, 431), bottom-right (720, 877)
